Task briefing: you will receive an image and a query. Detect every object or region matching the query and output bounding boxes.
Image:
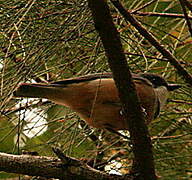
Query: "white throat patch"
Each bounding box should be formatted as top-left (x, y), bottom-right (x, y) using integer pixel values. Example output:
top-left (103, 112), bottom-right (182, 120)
top-left (154, 86), bottom-right (169, 110)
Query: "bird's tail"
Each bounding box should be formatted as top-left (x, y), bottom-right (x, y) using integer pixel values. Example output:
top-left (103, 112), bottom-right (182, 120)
top-left (13, 83), bottom-right (58, 99)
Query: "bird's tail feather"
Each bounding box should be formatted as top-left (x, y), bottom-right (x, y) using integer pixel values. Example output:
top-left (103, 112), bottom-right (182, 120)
top-left (13, 83), bottom-right (57, 99)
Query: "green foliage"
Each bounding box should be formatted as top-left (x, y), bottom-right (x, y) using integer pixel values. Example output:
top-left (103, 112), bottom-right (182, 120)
top-left (0, 118), bottom-right (15, 153)
top-left (0, 0), bottom-right (191, 179)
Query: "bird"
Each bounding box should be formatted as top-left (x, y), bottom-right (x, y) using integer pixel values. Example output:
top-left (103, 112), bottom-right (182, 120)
top-left (13, 73), bottom-right (181, 130)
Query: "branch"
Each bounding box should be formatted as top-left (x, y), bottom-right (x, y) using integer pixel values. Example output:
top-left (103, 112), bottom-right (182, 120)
top-left (131, 11), bottom-right (192, 20)
top-left (0, 152), bottom-right (126, 180)
top-left (124, 51), bottom-right (192, 66)
top-left (182, 0), bottom-right (192, 12)
top-left (111, 0), bottom-right (192, 86)
top-left (87, 0), bottom-right (156, 179)
top-left (179, 0), bottom-right (192, 37)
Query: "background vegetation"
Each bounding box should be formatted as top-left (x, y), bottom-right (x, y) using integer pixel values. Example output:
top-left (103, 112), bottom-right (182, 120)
top-left (0, 0), bottom-right (191, 179)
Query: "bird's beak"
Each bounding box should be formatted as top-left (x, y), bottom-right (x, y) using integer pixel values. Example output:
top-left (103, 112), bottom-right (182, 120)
top-left (167, 84), bottom-right (182, 91)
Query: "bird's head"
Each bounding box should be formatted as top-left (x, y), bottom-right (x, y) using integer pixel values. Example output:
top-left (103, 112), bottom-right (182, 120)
top-left (140, 73), bottom-right (181, 91)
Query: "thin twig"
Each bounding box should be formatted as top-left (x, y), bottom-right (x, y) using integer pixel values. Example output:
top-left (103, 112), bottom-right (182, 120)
top-left (124, 51), bottom-right (192, 66)
top-left (152, 134), bottom-right (190, 140)
top-left (132, 0), bottom-right (158, 13)
top-left (1, 100), bottom-right (51, 115)
top-left (131, 11), bottom-right (192, 20)
top-left (168, 99), bottom-right (192, 105)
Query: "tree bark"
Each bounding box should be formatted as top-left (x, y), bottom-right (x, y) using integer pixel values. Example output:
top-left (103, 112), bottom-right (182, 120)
top-left (0, 152), bottom-right (127, 180)
top-left (87, 0), bottom-right (156, 179)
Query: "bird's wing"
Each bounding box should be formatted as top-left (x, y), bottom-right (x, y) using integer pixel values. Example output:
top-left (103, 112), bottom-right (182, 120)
top-left (49, 72), bottom-right (151, 87)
